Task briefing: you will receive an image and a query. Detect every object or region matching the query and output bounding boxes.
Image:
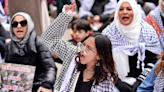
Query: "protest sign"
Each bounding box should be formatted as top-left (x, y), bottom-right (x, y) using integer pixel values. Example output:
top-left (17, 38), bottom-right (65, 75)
top-left (0, 63), bottom-right (36, 92)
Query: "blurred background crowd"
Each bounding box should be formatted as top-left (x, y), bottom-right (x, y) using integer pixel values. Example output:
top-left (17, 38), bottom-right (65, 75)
top-left (0, 0), bottom-right (162, 92)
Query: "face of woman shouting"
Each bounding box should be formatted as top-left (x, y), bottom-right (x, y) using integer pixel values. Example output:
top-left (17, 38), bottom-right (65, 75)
top-left (79, 37), bottom-right (100, 67)
top-left (76, 33), bottom-right (117, 85)
top-left (12, 15), bottom-right (28, 39)
top-left (118, 2), bottom-right (134, 25)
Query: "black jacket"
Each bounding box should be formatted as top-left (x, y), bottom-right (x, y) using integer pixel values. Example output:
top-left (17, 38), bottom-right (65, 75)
top-left (5, 30), bottom-right (57, 91)
top-left (0, 23), bottom-right (10, 43)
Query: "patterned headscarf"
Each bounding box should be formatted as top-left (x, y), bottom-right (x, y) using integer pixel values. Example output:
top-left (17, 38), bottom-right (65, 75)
top-left (10, 12), bottom-right (34, 49)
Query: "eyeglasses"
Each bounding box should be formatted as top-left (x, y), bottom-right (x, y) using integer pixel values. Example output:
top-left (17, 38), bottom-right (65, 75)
top-left (11, 20), bottom-right (27, 27)
top-left (77, 42), bottom-right (96, 55)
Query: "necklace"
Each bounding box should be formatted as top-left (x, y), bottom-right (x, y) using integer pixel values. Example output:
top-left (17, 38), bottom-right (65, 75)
top-left (85, 69), bottom-right (95, 73)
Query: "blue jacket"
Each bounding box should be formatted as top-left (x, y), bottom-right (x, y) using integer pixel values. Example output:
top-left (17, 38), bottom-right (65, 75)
top-left (137, 60), bottom-right (161, 92)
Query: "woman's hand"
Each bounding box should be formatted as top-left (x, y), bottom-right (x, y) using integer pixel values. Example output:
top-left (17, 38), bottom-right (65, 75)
top-left (37, 87), bottom-right (52, 92)
top-left (64, 0), bottom-right (76, 13)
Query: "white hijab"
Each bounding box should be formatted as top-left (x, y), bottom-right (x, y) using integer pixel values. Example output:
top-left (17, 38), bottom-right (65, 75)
top-left (113, 0), bottom-right (142, 80)
top-left (159, 0), bottom-right (164, 17)
top-left (115, 0), bottom-right (141, 44)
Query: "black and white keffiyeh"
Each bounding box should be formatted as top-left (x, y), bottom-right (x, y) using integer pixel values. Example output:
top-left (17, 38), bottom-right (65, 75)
top-left (59, 56), bottom-right (77, 92)
top-left (149, 5), bottom-right (164, 49)
top-left (102, 0), bottom-right (162, 79)
top-left (41, 12), bottom-right (77, 92)
top-left (102, 20), bottom-right (162, 79)
top-left (42, 11), bottom-right (115, 92)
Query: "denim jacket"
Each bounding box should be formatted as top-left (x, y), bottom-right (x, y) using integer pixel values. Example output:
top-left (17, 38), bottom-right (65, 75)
top-left (137, 60), bottom-right (161, 92)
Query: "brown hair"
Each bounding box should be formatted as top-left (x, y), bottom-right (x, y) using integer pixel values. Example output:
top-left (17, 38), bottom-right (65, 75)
top-left (75, 32), bottom-right (117, 85)
top-left (155, 51), bottom-right (164, 76)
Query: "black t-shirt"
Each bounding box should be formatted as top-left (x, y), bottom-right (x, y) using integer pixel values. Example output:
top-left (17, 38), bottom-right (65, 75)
top-left (74, 72), bottom-right (94, 92)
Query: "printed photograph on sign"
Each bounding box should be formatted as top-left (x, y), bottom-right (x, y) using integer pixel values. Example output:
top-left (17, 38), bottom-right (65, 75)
top-left (0, 63), bottom-right (36, 92)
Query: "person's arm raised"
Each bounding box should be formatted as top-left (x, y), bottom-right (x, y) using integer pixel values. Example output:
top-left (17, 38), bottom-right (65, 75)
top-left (41, 0), bottom-right (77, 62)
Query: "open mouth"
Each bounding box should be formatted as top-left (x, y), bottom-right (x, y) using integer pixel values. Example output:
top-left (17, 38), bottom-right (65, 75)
top-left (17, 30), bottom-right (23, 34)
top-left (122, 17), bottom-right (129, 21)
top-left (80, 53), bottom-right (85, 61)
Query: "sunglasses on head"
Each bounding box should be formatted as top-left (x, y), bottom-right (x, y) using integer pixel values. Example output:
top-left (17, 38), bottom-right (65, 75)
top-left (11, 20), bottom-right (27, 27)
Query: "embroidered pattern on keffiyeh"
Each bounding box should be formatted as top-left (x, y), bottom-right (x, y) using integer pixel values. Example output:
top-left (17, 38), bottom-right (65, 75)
top-left (149, 6), bottom-right (164, 49)
top-left (103, 20), bottom-right (162, 54)
top-left (102, 20), bottom-right (162, 78)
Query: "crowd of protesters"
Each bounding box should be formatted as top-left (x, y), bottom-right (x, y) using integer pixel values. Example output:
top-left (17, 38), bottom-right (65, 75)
top-left (0, 0), bottom-right (164, 92)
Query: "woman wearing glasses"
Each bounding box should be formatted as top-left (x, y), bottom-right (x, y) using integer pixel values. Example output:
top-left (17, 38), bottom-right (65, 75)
top-left (5, 12), bottom-right (57, 92)
top-left (41, 1), bottom-right (117, 92)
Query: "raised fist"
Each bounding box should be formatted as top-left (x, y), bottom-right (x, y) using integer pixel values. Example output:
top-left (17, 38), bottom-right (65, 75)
top-left (64, 0), bottom-right (76, 13)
